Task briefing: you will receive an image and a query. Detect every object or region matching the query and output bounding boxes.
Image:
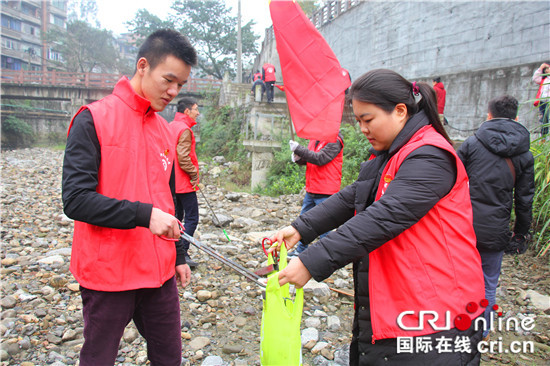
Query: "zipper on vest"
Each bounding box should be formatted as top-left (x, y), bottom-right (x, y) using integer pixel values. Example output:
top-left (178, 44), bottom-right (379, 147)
top-left (371, 335), bottom-right (376, 344)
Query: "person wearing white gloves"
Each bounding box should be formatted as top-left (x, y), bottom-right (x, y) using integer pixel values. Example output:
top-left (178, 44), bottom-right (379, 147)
top-left (288, 132), bottom-right (344, 256)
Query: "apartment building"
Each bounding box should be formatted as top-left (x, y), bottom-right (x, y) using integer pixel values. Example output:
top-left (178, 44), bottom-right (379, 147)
top-left (1, 0), bottom-right (67, 71)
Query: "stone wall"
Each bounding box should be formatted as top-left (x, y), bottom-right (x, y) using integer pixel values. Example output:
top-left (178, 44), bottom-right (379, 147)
top-left (255, 1), bottom-right (550, 139)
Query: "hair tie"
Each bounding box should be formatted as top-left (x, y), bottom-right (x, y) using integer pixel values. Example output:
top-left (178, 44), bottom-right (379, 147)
top-left (412, 81), bottom-right (420, 96)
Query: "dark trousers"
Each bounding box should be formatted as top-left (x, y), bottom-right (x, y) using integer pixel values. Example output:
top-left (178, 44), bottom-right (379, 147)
top-left (175, 191), bottom-right (199, 253)
top-left (539, 102), bottom-right (549, 136)
top-left (79, 277), bottom-right (181, 366)
top-left (266, 81), bottom-right (275, 102)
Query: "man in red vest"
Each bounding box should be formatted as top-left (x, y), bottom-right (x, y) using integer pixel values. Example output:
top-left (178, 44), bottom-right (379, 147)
top-left (262, 62), bottom-right (277, 103)
top-left (62, 30), bottom-right (197, 365)
top-left (170, 97), bottom-right (201, 269)
top-left (288, 132), bottom-right (344, 256)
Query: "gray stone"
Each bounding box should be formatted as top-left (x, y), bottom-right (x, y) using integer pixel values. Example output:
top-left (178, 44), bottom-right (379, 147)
top-left (1, 295), bottom-right (17, 309)
top-left (201, 355), bottom-right (227, 365)
top-left (526, 290), bottom-right (550, 311)
top-left (327, 316), bottom-right (341, 331)
top-left (301, 327), bottom-right (319, 345)
top-left (38, 255), bottom-right (64, 265)
top-left (189, 336), bottom-right (211, 351)
top-left (305, 316), bottom-right (322, 328)
top-left (222, 343), bottom-right (243, 354)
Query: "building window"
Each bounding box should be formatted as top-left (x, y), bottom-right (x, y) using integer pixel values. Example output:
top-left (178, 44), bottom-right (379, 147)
top-left (48, 49), bottom-right (62, 62)
top-left (1, 55), bottom-right (22, 70)
top-left (3, 38), bottom-right (17, 50)
top-left (21, 2), bottom-right (39, 17)
top-left (52, 1), bottom-right (66, 11)
top-left (50, 14), bottom-right (65, 28)
top-left (1, 15), bottom-right (22, 31)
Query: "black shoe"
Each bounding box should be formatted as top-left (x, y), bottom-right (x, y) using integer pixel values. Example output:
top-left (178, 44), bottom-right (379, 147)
top-left (185, 255), bottom-right (198, 269)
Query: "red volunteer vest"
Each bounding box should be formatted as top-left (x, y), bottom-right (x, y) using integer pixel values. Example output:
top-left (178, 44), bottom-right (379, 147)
top-left (262, 63), bottom-right (276, 82)
top-left (170, 112), bottom-right (199, 193)
top-left (305, 136), bottom-right (343, 195)
top-left (369, 125), bottom-right (485, 340)
top-left (253, 72), bottom-right (262, 81)
top-left (68, 77), bottom-right (176, 291)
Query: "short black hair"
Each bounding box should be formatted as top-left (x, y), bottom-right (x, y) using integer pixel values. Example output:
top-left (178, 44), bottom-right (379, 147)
top-left (488, 95), bottom-right (518, 119)
top-left (432, 77), bottom-right (441, 83)
top-left (177, 97), bottom-right (197, 113)
top-left (137, 29), bottom-right (197, 70)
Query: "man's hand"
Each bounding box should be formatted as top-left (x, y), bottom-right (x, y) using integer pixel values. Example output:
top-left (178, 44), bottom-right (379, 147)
top-left (175, 264), bottom-right (191, 287)
top-left (289, 140), bottom-right (299, 152)
top-left (149, 207), bottom-right (180, 239)
top-left (193, 182), bottom-right (205, 191)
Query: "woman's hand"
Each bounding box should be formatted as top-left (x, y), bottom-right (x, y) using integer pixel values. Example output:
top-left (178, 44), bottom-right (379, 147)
top-left (268, 225), bottom-right (301, 253)
top-left (278, 257), bottom-right (312, 288)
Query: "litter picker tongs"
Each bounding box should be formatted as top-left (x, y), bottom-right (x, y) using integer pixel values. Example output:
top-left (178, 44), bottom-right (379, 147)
top-left (181, 231), bottom-right (266, 289)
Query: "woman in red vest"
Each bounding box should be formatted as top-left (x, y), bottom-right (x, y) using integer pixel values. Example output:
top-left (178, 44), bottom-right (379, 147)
top-left (270, 69), bottom-right (485, 365)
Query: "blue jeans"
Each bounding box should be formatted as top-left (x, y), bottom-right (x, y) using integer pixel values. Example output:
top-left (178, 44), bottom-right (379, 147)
top-left (478, 250), bottom-right (504, 337)
top-left (294, 192), bottom-right (330, 253)
top-left (175, 191), bottom-right (199, 254)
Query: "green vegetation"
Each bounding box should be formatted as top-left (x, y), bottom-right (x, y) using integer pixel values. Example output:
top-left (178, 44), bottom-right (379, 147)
top-left (255, 121), bottom-right (372, 196)
top-left (196, 102), bottom-right (251, 190)
top-left (530, 136), bottom-right (550, 257)
top-left (1, 116), bottom-right (35, 149)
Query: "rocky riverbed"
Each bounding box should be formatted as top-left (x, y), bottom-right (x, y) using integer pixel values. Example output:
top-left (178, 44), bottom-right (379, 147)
top-left (1, 147), bottom-right (549, 366)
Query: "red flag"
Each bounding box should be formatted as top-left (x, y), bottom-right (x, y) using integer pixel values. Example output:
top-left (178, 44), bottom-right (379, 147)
top-left (269, 0), bottom-right (351, 142)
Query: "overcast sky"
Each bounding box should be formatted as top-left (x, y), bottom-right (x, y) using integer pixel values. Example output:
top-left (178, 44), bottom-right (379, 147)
top-left (94, 0), bottom-right (273, 40)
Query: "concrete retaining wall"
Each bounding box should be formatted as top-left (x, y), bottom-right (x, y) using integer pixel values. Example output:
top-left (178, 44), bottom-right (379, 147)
top-left (256, 1), bottom-right (550, 139)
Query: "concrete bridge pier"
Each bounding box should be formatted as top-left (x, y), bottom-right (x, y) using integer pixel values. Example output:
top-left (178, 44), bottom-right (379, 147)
top-left (242, 140), bottom-right (281, 190)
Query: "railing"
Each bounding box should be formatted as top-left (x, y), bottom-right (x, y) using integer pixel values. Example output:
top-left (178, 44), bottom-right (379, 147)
top-left (1, 69), bottom-right (222, 92)
top-left (310, 0), bottom-right (360, 28)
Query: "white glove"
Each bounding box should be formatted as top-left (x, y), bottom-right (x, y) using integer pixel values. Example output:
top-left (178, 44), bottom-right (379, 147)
top-left (291, 153), bottom-right (296, 162)
top-left (289, 140), bottom-right (299, 151)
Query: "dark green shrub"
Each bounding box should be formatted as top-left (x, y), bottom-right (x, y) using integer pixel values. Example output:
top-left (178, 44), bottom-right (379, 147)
top-left (1, 116), bottom-right (35, 149)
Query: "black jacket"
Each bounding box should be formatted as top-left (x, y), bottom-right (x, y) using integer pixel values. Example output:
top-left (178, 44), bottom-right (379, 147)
top-left (292, 113), bottom-right (482, 364)
top-left (457, 118), bottom-right (535, 252)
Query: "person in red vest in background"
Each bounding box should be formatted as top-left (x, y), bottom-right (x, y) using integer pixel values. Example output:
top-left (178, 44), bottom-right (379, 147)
top-left (432, 77), bottom-right (447, 125)
top-left (287, 132), bottom-right (344, 257)
top-left (250, 69), bottom-right (266, 100)
top-left (262, 62), bottom-right (277, 103)
top-left (62, 29), bottom-right (197, 365)
top-left (532, 62), bottom-right (550, 136)
top-left (170, 97), bottom-right (201, 269)
top-left (253, 69), bottom-right (262, 81)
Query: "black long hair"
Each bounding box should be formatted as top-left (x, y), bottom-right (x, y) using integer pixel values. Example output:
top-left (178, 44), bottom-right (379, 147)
top-left (347, 69), bottom-right (451, 143)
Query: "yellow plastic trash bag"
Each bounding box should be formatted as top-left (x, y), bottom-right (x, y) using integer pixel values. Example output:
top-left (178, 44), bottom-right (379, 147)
top-left (260, 244), bottom-right (304, 366)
